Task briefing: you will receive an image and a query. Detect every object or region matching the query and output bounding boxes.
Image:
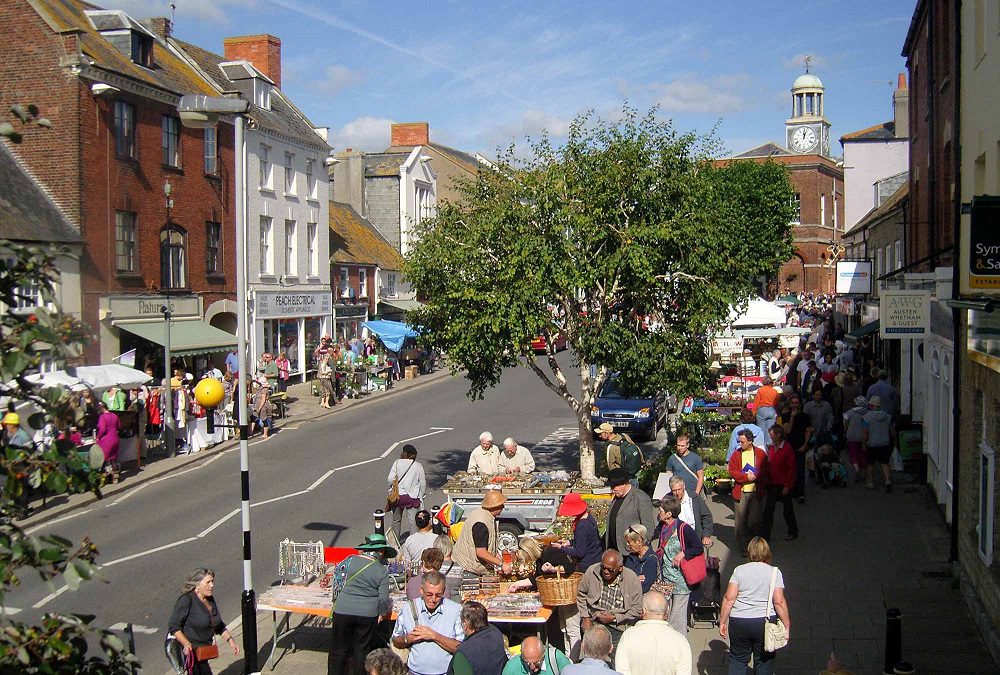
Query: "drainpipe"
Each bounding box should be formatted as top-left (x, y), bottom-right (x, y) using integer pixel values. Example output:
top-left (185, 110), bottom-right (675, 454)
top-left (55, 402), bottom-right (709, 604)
top-left (948, 0), bottom-right (962, 564)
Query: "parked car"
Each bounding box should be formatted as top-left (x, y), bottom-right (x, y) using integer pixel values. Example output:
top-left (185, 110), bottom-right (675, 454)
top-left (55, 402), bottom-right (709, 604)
top-left (531, 333), bottom-right (567, 353)
top-left (590, 374), bottom-right (667, 441)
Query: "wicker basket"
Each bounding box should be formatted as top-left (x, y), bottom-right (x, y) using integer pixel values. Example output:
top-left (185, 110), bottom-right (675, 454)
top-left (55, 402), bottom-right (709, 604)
top-left (535, 572), bottom-right (583, 606)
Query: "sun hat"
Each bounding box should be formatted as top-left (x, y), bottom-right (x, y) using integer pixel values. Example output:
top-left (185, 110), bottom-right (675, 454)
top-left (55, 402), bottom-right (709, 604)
top-left (607, 468), bottom-right (630, 487)
top-left (558, 492), bottom-right (588, 517)
top-left (2, 412), bottom-right (19, 426)
top-left (481, 489), bottom-right (506, 510)
top-left (356, 533), bottom-right (397, 558)
top-left (595, 422), bottom-right (615, 435)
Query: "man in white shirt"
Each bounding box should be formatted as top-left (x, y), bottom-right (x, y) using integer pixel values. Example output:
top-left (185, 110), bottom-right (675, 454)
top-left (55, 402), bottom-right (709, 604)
top-left (468, 431), bottom-right (502, 474)
top-left (498, 437), bottom-right (535, 473)
top-left (668, 476), bottom-right (714, 547)
top-left (615, 591), bottom-right (692, 675)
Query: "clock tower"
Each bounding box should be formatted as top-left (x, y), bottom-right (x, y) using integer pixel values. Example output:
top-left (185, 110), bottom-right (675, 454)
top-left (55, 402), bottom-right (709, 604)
top-left (785, 68), bottom-right (831, 156)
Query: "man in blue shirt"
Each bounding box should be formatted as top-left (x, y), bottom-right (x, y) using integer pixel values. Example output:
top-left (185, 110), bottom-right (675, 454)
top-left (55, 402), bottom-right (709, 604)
top-left (665, 434), bottom-right (704, 496)
top-left (727, 408), bottom-right (766, 462)
top-left (224, 349), bottom-right (239, 376)
top-left (392, 571), bottom-right (463, 675)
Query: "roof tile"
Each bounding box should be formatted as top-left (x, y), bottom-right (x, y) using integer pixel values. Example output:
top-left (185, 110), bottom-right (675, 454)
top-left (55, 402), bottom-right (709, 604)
top-left (329, 202), bottom-right (404, 269)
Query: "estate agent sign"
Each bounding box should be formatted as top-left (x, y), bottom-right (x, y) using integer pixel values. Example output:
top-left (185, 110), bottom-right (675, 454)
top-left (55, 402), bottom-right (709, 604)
top-left (961, 195), bottom-right (1000, 295)
top-left (880, 290), bottom-right (931, 339)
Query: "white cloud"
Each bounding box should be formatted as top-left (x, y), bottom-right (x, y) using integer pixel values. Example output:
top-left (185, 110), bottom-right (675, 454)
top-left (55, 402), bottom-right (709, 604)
top-left (315, 64), bottom-right (363, 96)
top-left (497, 110), bottom-right (574, 142)
top-left (330, 116), bottom-right (394, 152)
top-left (783, 53), bottom-right (826, 71)
top-left (102, 0), bottom-right (252, 24)
top-left (651, 75), bottom-right (749, 114)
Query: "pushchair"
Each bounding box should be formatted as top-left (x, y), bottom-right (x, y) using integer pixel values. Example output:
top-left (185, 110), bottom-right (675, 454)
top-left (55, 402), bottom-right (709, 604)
top-left (815, 442), bottom-right (847, 488)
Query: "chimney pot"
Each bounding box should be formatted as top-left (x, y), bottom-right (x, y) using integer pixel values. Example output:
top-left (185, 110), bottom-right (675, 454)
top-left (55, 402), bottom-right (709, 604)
top-left (223, 34), bottom-right (282, 88)
top-left (391, 122), bottom-right (429, 147)
top-left (896, 73), bottom-right (907, 91)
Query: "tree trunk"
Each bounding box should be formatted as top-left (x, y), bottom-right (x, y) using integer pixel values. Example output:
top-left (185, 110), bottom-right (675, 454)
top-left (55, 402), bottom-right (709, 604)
top-left (577, 411), bottom-right (597, 481)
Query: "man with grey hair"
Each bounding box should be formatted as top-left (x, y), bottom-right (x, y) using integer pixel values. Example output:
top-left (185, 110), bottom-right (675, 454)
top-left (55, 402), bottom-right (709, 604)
top-left (468, 431), bottom-right (501, 474)
top-left (392, 571), bottom-right (463, 675)
top-left (615, 591), bottom-right (693, 675)
top-left (498, 436), bottom-right (535, 473)
top-left (562, 626), bottom-right (622, 674)
top-left (667, 475), bottom-right (714, 547)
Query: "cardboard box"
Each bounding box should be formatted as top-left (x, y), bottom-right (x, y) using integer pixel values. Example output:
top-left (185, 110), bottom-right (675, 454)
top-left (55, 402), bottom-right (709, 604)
top-left (404, 365), bottom-right (419, 380)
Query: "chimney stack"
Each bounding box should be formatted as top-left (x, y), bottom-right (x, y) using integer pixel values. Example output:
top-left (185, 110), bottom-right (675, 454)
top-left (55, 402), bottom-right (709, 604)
top-left (144, 17), bottom-right (172, 40)
top-left (391, 122), bottom-right (429, 147)
top-left (223, 34), bottom-right (282, 88)
top-left (892, 73), bottom-right (908, 139)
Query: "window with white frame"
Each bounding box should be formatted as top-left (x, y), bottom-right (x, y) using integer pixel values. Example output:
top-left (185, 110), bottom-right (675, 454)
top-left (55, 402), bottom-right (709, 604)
top-left (260, 216), bottom-right (273, 275)
top-left (876, 248), bottom-right (883, 287)
top-left (204, 127), bottom-right (218, 174)
top-left (339, 267), bottom-right (349, 298)
top-left (386, 272), bottom-right (397, 297)
top-left (3, 257), bottom-right (45, 311)
top-left (115, 211), bottom-right (137, 273)
top-left (895, 239), bottom-right (904, 272)
top-left (206, 221), bottom-right (222, 275)
top-left (885, 244), bottom-right (892, 274)
top-left (306, 158), bottom-right (317, 200)
top-left (284, 220), bottom-right (297, 276)
top-left (359, 268), bottom-right (368, 297)
top-left (414, 185), bottom-right (434, 226)
top-left (790, 193), bottom-right (801, 224)
top-left (260, 144), bottom-right (272, 189)
top-left (979, 393), bottom-right (996, 565)
top-left (114, 101), bottom-right (136, 158)
top-left (160, 227), bottom-right (186, 289)
top-left (284, 152), bottom-right (296, 194)
top-left (162, 116), bottom-right (181, 167)
top-left (307, 222), bottom-right (318, 276)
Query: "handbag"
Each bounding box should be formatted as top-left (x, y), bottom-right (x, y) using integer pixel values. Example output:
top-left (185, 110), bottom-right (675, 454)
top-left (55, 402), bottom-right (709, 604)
top-left (763, 566), bottom-right (789, 652)
top-left (165, 593), bottom-right (193, 674)
top-left (387, 460), bottom-right (414, 508)
top-left (678, 522), bottom-right (707, 586)
top-left (194, 643), bottom-right (219, 661)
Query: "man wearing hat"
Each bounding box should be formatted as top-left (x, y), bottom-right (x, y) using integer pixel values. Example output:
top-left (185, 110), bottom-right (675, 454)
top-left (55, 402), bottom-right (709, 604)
top-left (862, 396), bottom-right (894, 492)
top-left (605, 469), bottom-right (656, 554)
top-left (452, 489), bottom-right (513, 576)
top-left (596, 423), bottom-right (643, 484)
top-left (329, 533), bottom-right (395, 674)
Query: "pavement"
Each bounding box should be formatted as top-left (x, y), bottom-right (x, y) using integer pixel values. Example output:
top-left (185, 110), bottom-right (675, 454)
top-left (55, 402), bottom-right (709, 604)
top-left (207, 465), bottom-right (1000, 675)
top-left (21, 366), bottom-right (454, 531)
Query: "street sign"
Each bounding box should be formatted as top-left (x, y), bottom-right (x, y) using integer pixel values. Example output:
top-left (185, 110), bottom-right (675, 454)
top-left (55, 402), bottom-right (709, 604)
top-left (880, 290), bottom-right (930, 339)
top-left (836, 260), bottom-right (873, 295)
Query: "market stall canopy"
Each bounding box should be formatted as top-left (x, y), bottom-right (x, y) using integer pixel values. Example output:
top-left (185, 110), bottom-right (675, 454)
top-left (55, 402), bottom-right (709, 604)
top-left (732, 327), bottom-right (812, 340)
top-left (361, 320), bottom-right (420, 353)
top-left (18, 370), bottom-right (88, 392)
top-left (116, 319), bottom-right (236, 356)
top-left (774, 294), bottom-right (801, 307)
top-left (845, 319), bottom-right (879, 345)
top-left (727, 297), bottom-right (788, 329)
top-left (379, 297), bottom-right (425, 314)
top-left (72, 364), bottom-right (152, 391)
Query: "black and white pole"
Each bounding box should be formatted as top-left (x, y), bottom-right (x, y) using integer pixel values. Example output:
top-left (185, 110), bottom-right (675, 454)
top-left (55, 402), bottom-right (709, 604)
top-left (234, 114), bottom-right (258, 672)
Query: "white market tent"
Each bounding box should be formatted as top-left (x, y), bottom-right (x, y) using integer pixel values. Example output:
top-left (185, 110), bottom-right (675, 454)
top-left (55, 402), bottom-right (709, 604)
top-left (727, 296), bottom-right (788, 329)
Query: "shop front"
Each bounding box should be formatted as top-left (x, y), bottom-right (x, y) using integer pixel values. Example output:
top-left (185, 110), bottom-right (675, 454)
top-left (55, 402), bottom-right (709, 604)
top-left (334, 303), bottom-right (368, 342)
top-left (254, 289), bottom-right (333, 383)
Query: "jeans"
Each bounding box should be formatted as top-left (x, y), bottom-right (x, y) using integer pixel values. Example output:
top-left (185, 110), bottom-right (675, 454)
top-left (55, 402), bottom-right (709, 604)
top-left (727, 616), bottom-right (777, 674)
top-left (733, 493), bottom-right (763, 553)
top-left (755, 406), bottom-right (776, 437)
top-left (328, 613), bottom-right (378, 675)
top-left (761, 485), bottom-right (798, 540)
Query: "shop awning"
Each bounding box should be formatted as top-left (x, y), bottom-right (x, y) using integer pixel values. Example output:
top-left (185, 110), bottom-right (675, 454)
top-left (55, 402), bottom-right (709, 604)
top-left (845, 319), bottom-right (880, 344)
top-left (379, 298), bottom-right (425, 314)
top-left (117, 319), bottom-right (236, 356)
top-left (361, 319), bottom-right (419, 353)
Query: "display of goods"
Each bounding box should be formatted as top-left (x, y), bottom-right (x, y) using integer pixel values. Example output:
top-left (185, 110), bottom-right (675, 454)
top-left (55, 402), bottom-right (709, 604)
top-left (584, 498), bottom-right (612, 531)
top-left (277, 539), bottom-right (325, 581)
top-left (258, 584), bottom-right (332, 609)
top-left (486, 593), bottom-right (543, 617)
top-left (442, 471), bottom-right (582, 495)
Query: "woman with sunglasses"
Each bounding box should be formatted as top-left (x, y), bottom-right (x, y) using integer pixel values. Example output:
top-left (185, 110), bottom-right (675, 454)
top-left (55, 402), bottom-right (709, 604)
top-left (656, 496), bottom-right (704, 636)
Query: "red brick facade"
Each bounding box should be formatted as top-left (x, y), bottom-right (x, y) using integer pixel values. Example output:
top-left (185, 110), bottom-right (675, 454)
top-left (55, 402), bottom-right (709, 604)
top-left (390, 122), bottom-right (430, 147)
top-left (903, 0), bottom-right (959, 272)
top-left (0, 0), bottom-right (236, 363)
top-left (334, 263), bottom-right (377, 315)
top-left (223, 35), bottom-right (282, 88)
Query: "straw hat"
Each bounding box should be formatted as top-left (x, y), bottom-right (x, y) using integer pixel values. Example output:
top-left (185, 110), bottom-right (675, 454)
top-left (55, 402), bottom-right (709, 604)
top-left (558, 492), bottom-right (588, 517)
top-left (481, 489), bottom-right (506, 510)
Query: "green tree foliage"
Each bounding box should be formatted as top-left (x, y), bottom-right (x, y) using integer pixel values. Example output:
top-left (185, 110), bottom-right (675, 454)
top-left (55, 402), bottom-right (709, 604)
top-left (405, 108), bottom-right (794, 477)
top-left (0, 106), bottom-right (136, 672)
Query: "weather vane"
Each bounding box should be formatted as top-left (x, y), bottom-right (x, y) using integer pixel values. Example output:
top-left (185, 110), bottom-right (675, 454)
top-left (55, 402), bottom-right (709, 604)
top-left (804, 55), bottom-right (813, 73)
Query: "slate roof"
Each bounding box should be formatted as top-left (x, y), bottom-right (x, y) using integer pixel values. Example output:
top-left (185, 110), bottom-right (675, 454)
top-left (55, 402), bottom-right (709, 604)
top-left (732, 142), bottom-right (794, 159)
top-left (328, 202), bottom-right (404, 269)
top-left (385, 142), bottom-right (481, 173)
top-left (171, 38), bottom-right (328, 150)
top-left (364, 152), bottom-right (409, 178)
top-left (29, 0), bottom-right (217, 97)
top-left (0, 142), bottom-right (80, 243)
top-left (840, 121), bottom-right (898, 142)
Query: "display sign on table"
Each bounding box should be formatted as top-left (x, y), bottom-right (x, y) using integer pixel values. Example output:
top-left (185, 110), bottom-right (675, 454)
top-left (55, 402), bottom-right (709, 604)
top-left (835, 260), bottom-right (873, 295)
top-left (879, 290), bottom-right (931, 339)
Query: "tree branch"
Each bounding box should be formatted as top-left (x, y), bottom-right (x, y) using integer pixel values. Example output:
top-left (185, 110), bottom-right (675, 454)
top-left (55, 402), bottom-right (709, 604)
top-left (523, 355), bottom-right (580, 414)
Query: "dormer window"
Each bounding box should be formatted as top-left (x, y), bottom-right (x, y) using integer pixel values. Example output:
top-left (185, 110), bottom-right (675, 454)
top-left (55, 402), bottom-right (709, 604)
top-left (254, 79), bottom-right (271, 110)
top-left (86, 10), bottom-right (157, 69)
top-left (131, 31), bottom-right (153, 67)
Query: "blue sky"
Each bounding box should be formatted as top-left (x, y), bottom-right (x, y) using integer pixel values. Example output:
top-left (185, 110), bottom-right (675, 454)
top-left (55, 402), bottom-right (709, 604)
top-left (108, 0), bottom-right (916, 158)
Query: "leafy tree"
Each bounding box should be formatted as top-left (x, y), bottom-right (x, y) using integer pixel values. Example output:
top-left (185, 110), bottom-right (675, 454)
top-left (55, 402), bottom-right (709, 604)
top-left (405, 108), bottom-right (794, 478)
top-left (0, 106), bottom-right (136, 672)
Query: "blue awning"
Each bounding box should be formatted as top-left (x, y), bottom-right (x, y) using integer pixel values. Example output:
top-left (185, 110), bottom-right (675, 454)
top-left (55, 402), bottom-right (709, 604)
top-left (361, 319), bottom-right (419, 353)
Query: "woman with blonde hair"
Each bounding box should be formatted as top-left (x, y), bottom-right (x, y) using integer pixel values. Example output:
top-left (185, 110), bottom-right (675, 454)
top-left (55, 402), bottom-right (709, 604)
top-left (720, 537), bottom-right (791, 674)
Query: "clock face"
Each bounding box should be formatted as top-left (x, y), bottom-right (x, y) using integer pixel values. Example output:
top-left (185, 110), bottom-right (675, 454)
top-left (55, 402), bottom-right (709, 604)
top-left (790, 126), bottom-right (817, 152)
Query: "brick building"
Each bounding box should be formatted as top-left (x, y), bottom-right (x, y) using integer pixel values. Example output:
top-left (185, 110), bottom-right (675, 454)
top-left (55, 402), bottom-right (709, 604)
top-left (0, 0), bottom-right (237, 368)
top-left (723, 71), bottom-right (844, 296)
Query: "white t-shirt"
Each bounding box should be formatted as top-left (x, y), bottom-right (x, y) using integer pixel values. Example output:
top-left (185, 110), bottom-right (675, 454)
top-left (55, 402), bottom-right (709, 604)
top-left (402, 530), bottom-right (440, 563)
top-left (730, 562), bottom-right (784, 619)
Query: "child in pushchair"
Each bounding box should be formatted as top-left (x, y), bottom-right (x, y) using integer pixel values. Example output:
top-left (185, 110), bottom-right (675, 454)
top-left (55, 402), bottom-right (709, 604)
top-left (816, 442), bottom-right (847, 487)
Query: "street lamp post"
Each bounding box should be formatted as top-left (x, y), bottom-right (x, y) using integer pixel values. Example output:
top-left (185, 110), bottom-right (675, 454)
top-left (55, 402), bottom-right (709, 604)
top-left (177, 95), bottom-right (257, 672)
top-left (162, 180), bottom-right (175, 454)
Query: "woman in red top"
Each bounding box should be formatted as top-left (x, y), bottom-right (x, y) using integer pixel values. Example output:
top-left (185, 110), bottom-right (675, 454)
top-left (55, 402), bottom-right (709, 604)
top-left (762, 425), bottom-right (799, 541)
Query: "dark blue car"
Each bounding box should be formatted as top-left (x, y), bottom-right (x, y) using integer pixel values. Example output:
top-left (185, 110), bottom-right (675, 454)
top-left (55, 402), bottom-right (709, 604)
top-left (589, 374), bottom-right (667, 442)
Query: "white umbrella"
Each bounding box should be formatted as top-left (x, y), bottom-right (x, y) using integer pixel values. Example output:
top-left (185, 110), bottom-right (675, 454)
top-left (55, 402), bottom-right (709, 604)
top-left (72, 364), bottom-right (152, 391)
top-left (19, 370), bottom-right (87, 391)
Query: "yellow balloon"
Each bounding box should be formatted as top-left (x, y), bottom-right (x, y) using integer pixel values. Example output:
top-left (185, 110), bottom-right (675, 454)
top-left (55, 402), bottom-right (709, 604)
top-left (194, 377), bottom-right (225, 408)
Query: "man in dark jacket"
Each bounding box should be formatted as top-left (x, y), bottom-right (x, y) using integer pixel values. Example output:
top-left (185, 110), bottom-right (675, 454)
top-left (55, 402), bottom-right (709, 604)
top-left (666, 475), bottom-right (714, 547)
top-left (604, 469), bottom-right (657, 554)
top-left (448, 601), bottom-right (507, 675)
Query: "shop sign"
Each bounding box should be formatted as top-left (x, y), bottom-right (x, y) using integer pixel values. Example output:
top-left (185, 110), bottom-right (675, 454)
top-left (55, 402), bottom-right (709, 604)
top-left (255, 290), bottom-right (332, 320)
top-left (336, 304), bottom-right (368, 319)
top-left (967, 309), bottom-right (1000, 374)
top-left (835, 298), bottom-right (855, 315)
top-left (777, 333), bottom-right (801, 348)
top-left (879, 290), bottom-right (930, 339)
top-left (104, 294), bottom-right (200, 320)
top-left (835, 260), bottom-right (872, 295)
top-left (710, 336), bottom-right (743, 357)
top-left (962, 196), bottom-right (1000, 295)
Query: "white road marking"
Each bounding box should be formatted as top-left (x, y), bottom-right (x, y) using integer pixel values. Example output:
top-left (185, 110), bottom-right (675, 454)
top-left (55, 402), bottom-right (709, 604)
top-left (380, 441), bottom-right (400, 459)
top-left (109, 622), bottom-right (159, 634)
top-left (197, 509), bottom-right (240, 538)
top-left (1, 606), bottom-right (21, 616)
top-left (251, 490), bottom-right (310, 507)
top-left (307, 470), bottom-right (335, 490)
top-left (24, 508), bottom-right (93, 534)
top-left (107, 483), bottom-right (148, 507)
top-left (33, 584), bottom-right (71, 608)
top-left (101, 537), bottom-right (198, 568)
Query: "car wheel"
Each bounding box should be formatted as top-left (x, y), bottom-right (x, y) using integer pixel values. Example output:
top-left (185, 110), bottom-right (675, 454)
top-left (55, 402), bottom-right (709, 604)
top-left (497, 522), bottom-right (523, 552)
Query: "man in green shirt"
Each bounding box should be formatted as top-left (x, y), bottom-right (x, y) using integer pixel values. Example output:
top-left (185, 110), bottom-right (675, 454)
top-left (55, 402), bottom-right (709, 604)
top-left (259, 352), bottom-right (280, 390)
top-left (503, 637), bottom-right (571, 674)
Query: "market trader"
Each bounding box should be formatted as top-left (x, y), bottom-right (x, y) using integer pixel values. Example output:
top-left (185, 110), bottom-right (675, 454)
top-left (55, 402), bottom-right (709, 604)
top-left (451, 489), bottom-right (513, 576)
top-left (467, 431), bottom-right (502, 474)
top-left (596, 423), bottom-right (643, 483)
top-left (498, 436), bottom-right (535, 473)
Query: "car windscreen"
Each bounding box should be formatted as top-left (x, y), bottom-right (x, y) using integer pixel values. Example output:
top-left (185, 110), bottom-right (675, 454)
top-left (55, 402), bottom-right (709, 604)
top-left (598, 377), bottom-right (647, 400)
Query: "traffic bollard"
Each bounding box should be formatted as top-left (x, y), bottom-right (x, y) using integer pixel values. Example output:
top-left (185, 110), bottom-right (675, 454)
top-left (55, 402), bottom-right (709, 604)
top-left (373, 509), bottom-right (385, 535)
top-left (883, 608), bottom-right (903, 674)
top-left (893, 662), bottom-right (915, 675)
top-left (125, 622), bottom-right (137, 675)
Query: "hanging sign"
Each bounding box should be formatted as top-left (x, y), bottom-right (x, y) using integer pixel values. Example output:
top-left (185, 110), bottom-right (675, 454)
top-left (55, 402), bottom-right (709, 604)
top-left (879, 290), bottom-right (930, 339)
top-left (835, 260), bottom-right (872, 295)
top-left (962, 196), bottom-right (1000, 295)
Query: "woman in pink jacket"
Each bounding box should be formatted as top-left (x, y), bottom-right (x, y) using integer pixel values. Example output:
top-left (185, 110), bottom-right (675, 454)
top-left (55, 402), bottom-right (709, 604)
top-left (95, 401), bottom-right (121, 483)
